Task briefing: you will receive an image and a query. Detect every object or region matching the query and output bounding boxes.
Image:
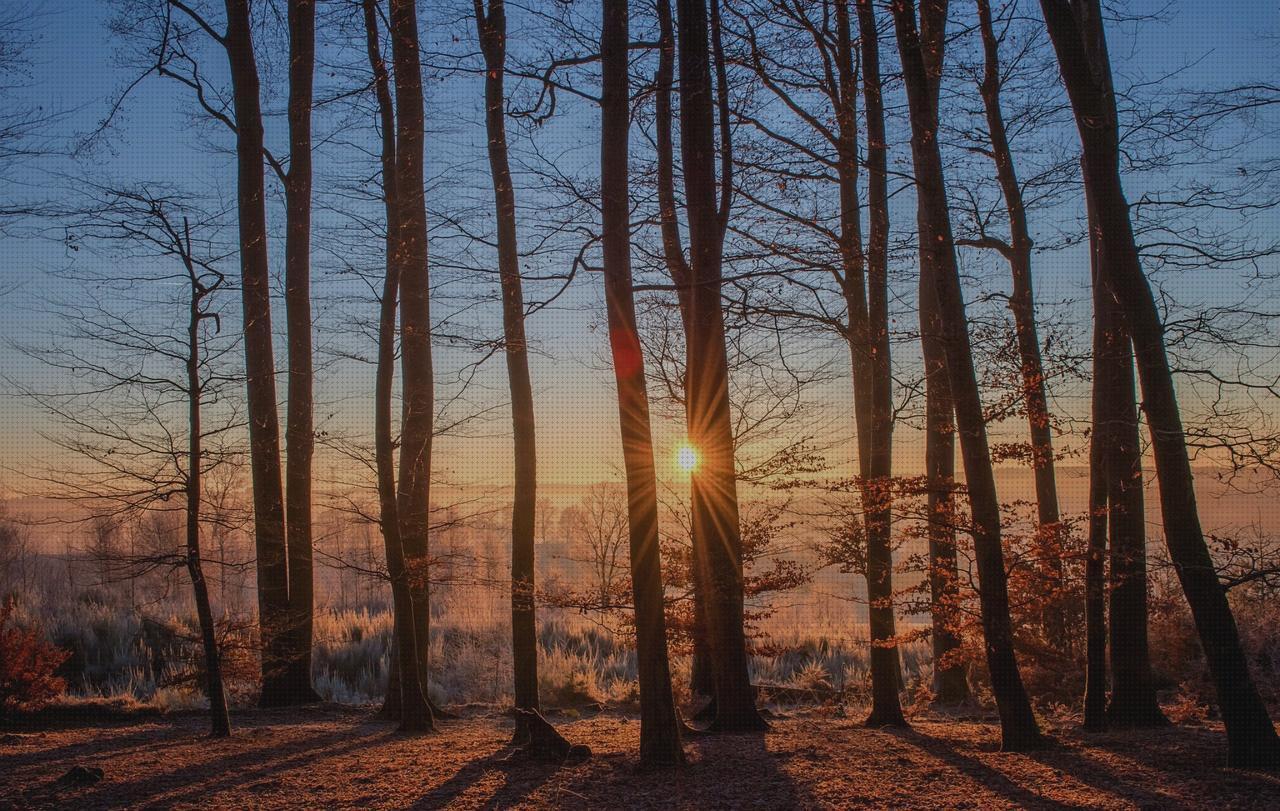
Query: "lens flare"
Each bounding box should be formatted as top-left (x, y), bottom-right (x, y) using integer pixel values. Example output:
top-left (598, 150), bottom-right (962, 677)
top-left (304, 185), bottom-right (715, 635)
top-left (676, 443), bottom-right (699, 473)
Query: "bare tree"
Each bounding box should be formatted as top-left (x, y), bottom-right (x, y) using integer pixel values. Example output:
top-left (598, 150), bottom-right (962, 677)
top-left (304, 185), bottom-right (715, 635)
top-left (25, 185), bottom-right (236, 736)
top-left (676, 0), bottom-right (765, 733)
top-left (722, 0), bottom-right (905, 727)
top-left (968, 0), bottom-right (1065, 645)
top-left (1040, 0), bottom-right (1280, 769)
top-left (387, 0), bottom-right (436, 734)
top-left (473, 0), bottom-right (541, 737)
top-left (891, 0), bottom-right (1043, 750)
top-left (601, 0), bottom-right (685, 766)
top-left (280, 0), bottom-right (321, 706)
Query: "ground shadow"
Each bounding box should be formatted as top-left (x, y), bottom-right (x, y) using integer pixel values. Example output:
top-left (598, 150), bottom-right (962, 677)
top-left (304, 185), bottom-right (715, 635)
top-left (886, 727), bottom-right (1075, 810)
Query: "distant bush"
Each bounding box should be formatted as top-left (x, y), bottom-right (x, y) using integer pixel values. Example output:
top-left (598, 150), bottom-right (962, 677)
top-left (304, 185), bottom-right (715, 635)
top-left (0, 598), bottom-right (69, 719)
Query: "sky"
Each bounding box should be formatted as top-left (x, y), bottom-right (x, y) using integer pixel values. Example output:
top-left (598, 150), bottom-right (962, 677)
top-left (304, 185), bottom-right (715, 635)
top-left (1, 0), bottom-right (1278, 506)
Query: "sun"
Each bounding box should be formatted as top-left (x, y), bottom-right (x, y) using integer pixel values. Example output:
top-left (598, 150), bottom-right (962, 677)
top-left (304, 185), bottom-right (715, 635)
top-left (675, 443), bottom-right (699, 473)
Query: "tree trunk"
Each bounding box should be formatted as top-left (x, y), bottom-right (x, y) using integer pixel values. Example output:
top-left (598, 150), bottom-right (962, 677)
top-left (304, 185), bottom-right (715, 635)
top-left (654, 0), bottom-right (713, 707)
top-left (837, 0), bottom-right (904, 729)
top-left (923, 282), bottom-right (969, 706)
top-left (675, 0), bottom-right (765, 733)
top-left (360, 0), bottom-right (414, 724)
top-left (974, 0), bottom-right (1065, 649)
top-left (600, 0), bottom-right (685, 767)
top-left (1040, 0), bottom-right (1279, 769)
top-left (389, 0), bottom-right (435, 733)
top-left (222, 0), bottom-right (290, 707)
top-left (1082, 203), bottom-right (1108, 732)
top-left (187, 249), bottom-right (231, 738)
top-left (279, 0), bottom-right (320, 707)
top-left (892, 0), bottom-right (1042, 750)
top-left (475, 0), bottom-right (540, 738)
top-left (1095, 231), bottom-right (1165, 730)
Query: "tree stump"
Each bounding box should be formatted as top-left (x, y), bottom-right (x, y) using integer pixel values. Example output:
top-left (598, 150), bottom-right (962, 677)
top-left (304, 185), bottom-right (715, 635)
top-left (506, 709), bottom-right (590, 764)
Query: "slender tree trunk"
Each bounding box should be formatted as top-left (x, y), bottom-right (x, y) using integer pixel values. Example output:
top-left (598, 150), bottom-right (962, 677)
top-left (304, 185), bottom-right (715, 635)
top-left (389, 0), bottom-right (435, 733)
top-left (835, 0), bottom-right (904, 728)
top-left (277, 0), bottom-right (321, 707)
top-left (1082, 203), bottom-right (1108, 732)
top-left (893, 0), bottom-right (1042, 749)
top-left (186, 246), bottom-right (231, 738)
top-left (222, 0), bottom-right (291, 706)
top-left (601, 0), bottom-right (685, 767)
top-left (654, 0), bottom-right (713, 706)
top-left (360, 0), bottom-right (413, 723)
top-left (923, 286), bottom-right (969, 706)
top-left (675, 0), bottom-right (765, 733)
top-left (1041, 0), bottom-right (1279, 769)
top-left (973, 0), bottom-right (1066, 648)
top-left (474, 0), bottom-right (540, 737)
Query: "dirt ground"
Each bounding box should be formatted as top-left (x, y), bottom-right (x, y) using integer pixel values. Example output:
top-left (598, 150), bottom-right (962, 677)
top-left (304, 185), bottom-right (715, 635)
top-left (2, 704), bottom-right (1279, 809)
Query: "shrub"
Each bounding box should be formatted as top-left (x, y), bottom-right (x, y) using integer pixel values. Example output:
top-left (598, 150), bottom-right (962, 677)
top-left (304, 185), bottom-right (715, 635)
top-left (0, 598), bottom-right (69, 718)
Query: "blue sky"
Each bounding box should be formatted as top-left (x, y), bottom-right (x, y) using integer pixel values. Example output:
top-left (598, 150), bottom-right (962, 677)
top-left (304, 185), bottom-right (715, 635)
top-left (2, 0), bottom-right (1277, 496)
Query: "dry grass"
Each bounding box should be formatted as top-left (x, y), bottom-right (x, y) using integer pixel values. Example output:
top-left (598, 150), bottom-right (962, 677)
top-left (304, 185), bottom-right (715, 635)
top-left (3, 705), bottom-right (1278, 809)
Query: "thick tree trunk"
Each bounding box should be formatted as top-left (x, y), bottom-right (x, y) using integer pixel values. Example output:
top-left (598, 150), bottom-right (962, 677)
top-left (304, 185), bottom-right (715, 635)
top-left (388, 0), bottom-right (435, 733)
top-left (601, 0), bottom-right (685, 767)
top-left (974, 0), bottom-right (1065, 648)
top-left (1041, 0), bottom-right (1279, 769)
top-left (222, 0), bottom-right (291, 706)
top-left (654, 0), bottom-right (713, 706)
top-left (278, 0), bottom-right (321, 707)
top-left (675, 0), bottom-right (765, 733)
top-left (837, 0), bottom-right (904, 729)
top-left (475, 0), bottom-right (540, 737)
top-left (893, 0), bottom-right (1042, 750)
top-left (1082, 205), bottom-right (1108, 732)
top-left (187, 262), bottom-right (231, 738)
top-left (1097, 251), bottom-right (1165, 730)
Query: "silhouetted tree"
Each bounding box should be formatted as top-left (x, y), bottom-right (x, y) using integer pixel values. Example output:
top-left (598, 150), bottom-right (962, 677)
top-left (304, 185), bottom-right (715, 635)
top-left (387, 0), bottom-right (436, 734)
top-left (474, 0), bottom-right (541, 738)
top-left (892, 0), bottom-right (1042, 750)
top-left (279, 0), bottom-right (321, 706)
top-left (676, 0), bottom-right (765, 733)
top-left (1040, 0), bottom-right (1279, 769)
top-left (601, 0), bottom-right (685, 767)
top-left (30, 185), bottom-right (236, 737)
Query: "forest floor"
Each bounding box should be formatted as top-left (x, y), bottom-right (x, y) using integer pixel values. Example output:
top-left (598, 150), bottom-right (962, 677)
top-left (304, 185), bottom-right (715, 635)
top-left (2, 703), bottom-right (1278, 809)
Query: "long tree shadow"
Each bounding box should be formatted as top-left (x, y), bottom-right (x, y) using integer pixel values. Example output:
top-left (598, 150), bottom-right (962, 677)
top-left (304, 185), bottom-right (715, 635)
top-left (412, 750), bottom-right (565, 809)
top-left (1036, 726), bottom-right (1280, 799)
top-left (885, 728), bottom-right (1075, 810)
top-left (681, 726), bottom-right (810, 808)
top-left (1, 726), bottom-right (181, 771)
top-left (72, 724), bottom-right (395, 807)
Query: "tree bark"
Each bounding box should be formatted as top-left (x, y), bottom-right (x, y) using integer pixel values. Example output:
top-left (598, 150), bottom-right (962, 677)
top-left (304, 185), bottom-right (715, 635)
top-left (1041, 0), bottom-right (1279, 769)
top-left (655, 0), bottom-right (713, 707)
top-left (1094, 229), bottom-right (1166, 730)
top-left (601, 0), bottom-right (685, 767)
top-left (360, 0), bottom-right (415, 724)
top-left (389, 0), bottom-right (435, 733)
top-left (923, 279), bottom-right (970, 707)
top-left (892, 0), bottom-right (1042, 749)
top-left (675, 0), bottom-right (765, 733)
top-left (838, 0), bottom-right (904, 729)
top-left (474, 0), bottom-right (540, 738)
top-left (1082, 203), bottom-right (1108, 732)
top-left (973, 0), bottom-right (1065, 648)
top-left (278, 0), bottom-right (321, 707)
top-left (222, 0), bottom-right (290, 707)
